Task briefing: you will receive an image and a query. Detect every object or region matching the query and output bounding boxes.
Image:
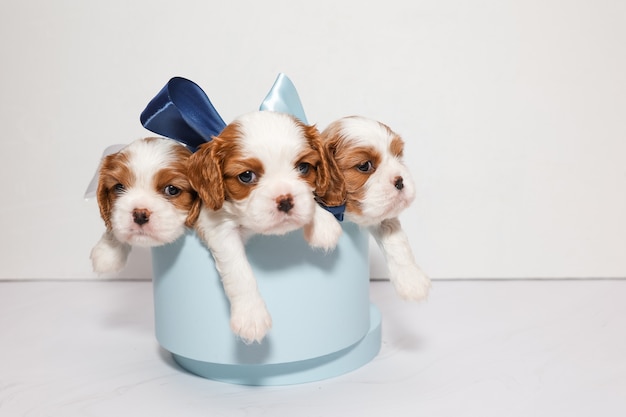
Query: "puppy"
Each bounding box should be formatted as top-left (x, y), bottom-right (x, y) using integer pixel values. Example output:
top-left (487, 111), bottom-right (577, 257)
top-left (91, 137), bottom-right (200, 273)
top-left (319, 116), bottom-right (431, 301)
top-left (188, 111), bottom-right (343, 343)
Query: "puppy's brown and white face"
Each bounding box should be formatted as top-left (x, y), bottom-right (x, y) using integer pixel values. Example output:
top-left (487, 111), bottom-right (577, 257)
top-left (320, 116), bottom-right (416, 226)
top-left (96, 137), bottom-right (200, 247)
top-left (188, 111), bottom-right (337, 235)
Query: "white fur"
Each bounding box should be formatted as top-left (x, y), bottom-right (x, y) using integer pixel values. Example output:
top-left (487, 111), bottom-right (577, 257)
top-left (108, 139), bottom-right (190, 247)
top-left (91, 138), bottom-right (192, 274)
top-left (195, 112), bottom-right (342, 344)
top-left (369, 218), bottom-right (430, 301)
top-left (330, 116), bottom-right (431, 301)
top-left (90, 230), bottom-right (131, 274)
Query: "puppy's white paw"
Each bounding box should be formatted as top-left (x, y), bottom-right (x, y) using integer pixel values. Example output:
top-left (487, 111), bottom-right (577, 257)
top-left (391, 264), bottom-right (431, 302)
top-left (90, 233), bottom-right (131, 274)
top-left (230, 297), bottom-right (273, 344)
top-left (304, 209), bottom-right (343, 251)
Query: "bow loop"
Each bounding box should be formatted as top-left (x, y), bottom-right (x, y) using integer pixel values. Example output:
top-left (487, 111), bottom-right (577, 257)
top-left (140, 77), bottom-right (226, 152)
top-left (260, 73), bottom-right (308, 124)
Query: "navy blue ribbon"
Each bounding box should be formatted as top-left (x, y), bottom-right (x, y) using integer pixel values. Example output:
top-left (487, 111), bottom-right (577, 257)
top-left (317, 202), bottom-right (346, 222)
top-left (140, 77), bottom-right (226, 152)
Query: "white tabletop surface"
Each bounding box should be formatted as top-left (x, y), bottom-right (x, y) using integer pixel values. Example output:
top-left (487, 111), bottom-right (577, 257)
top-left (1, 278), bottom-right (624, 417)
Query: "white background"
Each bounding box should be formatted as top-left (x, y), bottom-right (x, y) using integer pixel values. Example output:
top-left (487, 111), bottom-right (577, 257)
top-left (0, 0), bottom-right (624, 280)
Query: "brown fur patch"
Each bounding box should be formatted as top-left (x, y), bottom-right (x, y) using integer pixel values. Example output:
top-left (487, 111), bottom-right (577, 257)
top-left (153, 144), bottom-right (200, 227)
top-left (333, 145), bottom-right (381, 216)
top-left (389, 135), bottom-right (404, 158)
top-left (295, 146), bottom-right (320, 189)
top-left (320, 118), bottom-right (391, 216)
top-left (301, 122), bottom-right (347, 206)
top-left (188, 122), bottom-right (269, 209)
top-left (97, 151), bottom-right (134, 229)
top-left (222, 156), bottom-right (264, 201)
top-left (188, 123), bottom-right (246, 210)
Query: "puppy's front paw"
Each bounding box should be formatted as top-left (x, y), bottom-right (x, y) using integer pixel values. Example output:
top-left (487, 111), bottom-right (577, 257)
top-left (391, 264), bottom-right (431, 302)
top-left (230, 297), bottom-right (273, 344)
top-left (304, 209), bottom-right (343, 251)
top-left (90, 235), bottom-right (131, 274)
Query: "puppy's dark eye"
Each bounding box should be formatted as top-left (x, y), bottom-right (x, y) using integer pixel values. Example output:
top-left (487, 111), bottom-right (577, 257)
top-left (238, 171), bottom-right (258, 184)
top-left (356, 161), bottom-right (374, 173)
top-left (163, 185), bottom-right (181, 197)
top-left (113, 183), bottom-right (125, 194)
top-left (297, 162), bottom-right (311, 175)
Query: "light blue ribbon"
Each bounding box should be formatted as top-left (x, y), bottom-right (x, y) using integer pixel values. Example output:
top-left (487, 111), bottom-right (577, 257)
top-left (260, 73), bottom-right (308, 124)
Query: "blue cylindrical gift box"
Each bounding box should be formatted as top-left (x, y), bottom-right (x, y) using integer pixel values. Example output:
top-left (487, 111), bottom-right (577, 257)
top-left (151, 222), bottom-right (381, 385)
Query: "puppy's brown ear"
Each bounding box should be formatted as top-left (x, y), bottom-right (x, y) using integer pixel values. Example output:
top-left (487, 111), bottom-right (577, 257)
top-left (314, 125), bottom-right (346, 207)
top-left (187, 140), bottom-right (225, 210)
top-left (96, 154), bottom-right (117, 230)
top-left (184, 193), bottom-right (202, 227)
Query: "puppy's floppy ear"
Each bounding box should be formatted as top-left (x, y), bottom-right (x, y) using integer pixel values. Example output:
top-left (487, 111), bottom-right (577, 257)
top-left (187, 140), bottom-right (225, 210)
top-left (184, 193), bottom-right (202, 227)
top-left (96, 153), bottom-right (118, 230)
top-left (313, 124), bottom-right (346, 207)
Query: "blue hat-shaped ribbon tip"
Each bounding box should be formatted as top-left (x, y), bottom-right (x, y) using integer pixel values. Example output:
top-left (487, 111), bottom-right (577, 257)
top-left (259, 73), bottom-right (308, 124)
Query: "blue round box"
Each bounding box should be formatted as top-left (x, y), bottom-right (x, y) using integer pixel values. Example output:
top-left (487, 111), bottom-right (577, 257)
top-left (151, 222), bottom-right (382, 385)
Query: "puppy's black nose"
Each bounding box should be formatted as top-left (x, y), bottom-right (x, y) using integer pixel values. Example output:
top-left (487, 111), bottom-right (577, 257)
top-left (394, 176), bottom-right (404, 190)
top-left (133, 208), bottom-right (151, 225)
top-left (276, 195), bottom-right (294, 213)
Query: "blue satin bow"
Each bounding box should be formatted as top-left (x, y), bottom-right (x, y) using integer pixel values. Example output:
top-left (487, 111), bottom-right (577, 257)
top-left (140, 73), bottom-right (345, 221)
top-left (260, 73), bottom-right (309, 124)
top-left (140, 77), bottom-right (226, 152)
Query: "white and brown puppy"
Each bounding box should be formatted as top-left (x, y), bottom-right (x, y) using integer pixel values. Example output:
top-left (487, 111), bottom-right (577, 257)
top-left (91, 137), bottom-right (200, 273)
top-left (188, 111), bottom-right (343, 344)
top-left (319, 116), bottom-right (431, 301)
